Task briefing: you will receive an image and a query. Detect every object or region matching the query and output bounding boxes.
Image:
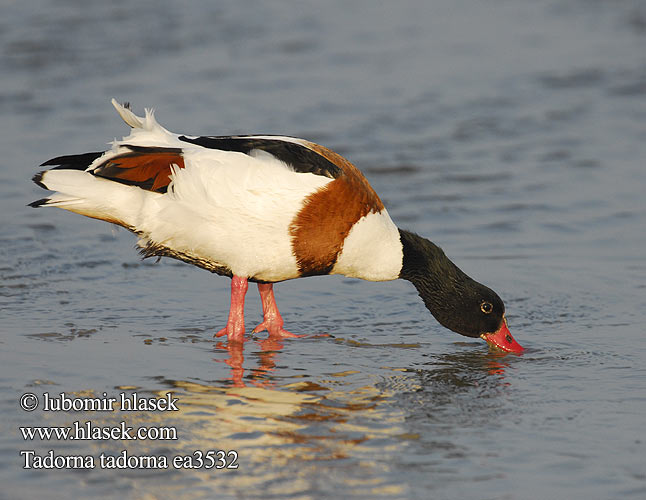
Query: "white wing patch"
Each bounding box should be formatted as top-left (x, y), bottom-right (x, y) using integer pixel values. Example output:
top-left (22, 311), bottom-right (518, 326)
top-left (138, 148), bottom-right (331, 281)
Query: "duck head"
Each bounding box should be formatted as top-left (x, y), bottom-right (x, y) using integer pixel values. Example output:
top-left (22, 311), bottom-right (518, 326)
top-left (398, 229), bottom-right (524, 353)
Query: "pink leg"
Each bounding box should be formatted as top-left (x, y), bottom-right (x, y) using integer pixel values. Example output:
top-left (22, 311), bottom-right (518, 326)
top-left (252, 283), bottom-right (302, 339)
top-left (215, 276), bottom-right (248, 342)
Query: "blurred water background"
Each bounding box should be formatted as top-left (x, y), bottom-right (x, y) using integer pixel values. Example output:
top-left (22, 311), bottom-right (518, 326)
top-left (1, 1), bottom-right (645, 499)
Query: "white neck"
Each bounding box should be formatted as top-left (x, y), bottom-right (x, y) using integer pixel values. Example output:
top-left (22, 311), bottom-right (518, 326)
top-left (331, 210), bottom-right (403, 281)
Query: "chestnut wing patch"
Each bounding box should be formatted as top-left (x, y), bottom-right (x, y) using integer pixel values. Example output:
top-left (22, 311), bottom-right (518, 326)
top-left (178, 135), bottom-right (342, 179)
top-left (91, 145), bottom-right (185, 193)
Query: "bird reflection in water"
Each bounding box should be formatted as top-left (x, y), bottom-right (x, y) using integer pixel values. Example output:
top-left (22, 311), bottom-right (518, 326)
top-left (214, 331), bottom-right (331, 387)
top-left (214, 338), bottom-right (286, 387)
top-left (485, 352), bottom-right (511, 378)
top-left (407, 348), bottom-right (516, 401)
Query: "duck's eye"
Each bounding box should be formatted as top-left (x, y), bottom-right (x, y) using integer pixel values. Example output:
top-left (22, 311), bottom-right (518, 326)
top-left (480, 301), bottom-right (493, 314)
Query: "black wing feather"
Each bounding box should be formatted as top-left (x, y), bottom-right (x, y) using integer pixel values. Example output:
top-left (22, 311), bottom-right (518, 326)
top-left (40, 151), bottom-right (105, 170)
top-left (178, 135), bottom-right (341, 179)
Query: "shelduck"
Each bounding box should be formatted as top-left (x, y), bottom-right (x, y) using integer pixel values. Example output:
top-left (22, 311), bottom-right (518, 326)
top-left (30, 100), bottom-right (524, 353)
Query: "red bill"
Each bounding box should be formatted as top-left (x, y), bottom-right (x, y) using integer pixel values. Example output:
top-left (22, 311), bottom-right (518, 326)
top-left (481, 317), bottom-right (524, 354)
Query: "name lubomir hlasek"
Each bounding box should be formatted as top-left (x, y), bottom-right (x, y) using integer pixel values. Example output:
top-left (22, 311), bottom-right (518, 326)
top-left (42, 392), bottom-right (179, 412)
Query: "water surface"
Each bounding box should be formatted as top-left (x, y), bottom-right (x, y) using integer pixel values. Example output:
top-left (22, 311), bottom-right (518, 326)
top-left (1, 1), bottom-right (645, 499)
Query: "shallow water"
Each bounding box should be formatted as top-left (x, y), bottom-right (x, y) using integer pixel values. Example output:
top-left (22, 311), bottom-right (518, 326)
top-left (2, 1), bottom-right (646, 499)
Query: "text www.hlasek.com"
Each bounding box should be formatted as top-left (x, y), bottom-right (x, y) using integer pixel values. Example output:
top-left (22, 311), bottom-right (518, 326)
top-left (20, 421), bottom-right (177, 441)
